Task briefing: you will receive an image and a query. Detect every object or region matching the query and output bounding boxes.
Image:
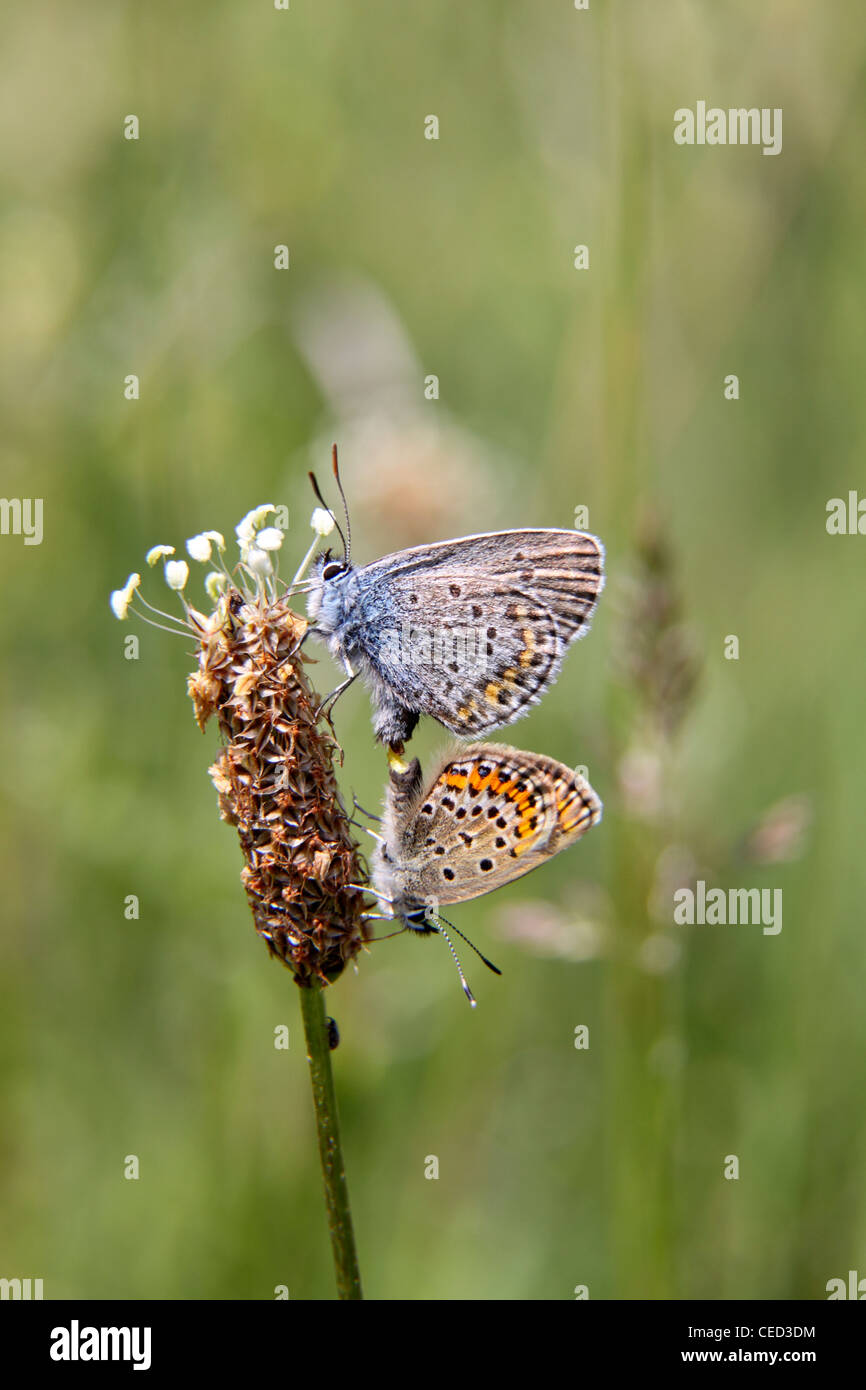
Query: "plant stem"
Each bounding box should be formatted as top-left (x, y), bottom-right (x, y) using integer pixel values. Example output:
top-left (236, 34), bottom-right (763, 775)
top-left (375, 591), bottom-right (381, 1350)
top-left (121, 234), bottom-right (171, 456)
top-left (298, 979), bottom-right (363, 1300)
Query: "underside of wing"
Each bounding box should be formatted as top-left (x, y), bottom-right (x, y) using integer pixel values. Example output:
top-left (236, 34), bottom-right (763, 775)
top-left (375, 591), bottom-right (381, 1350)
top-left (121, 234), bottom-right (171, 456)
top-left (356, 531), bottom-right (604, 733)
top-left (364, 578), bottom-right (562, 734)
top-left (362, 529), bottom-right (603, 627)
top-left (400, 745), bottom-right (563, 903)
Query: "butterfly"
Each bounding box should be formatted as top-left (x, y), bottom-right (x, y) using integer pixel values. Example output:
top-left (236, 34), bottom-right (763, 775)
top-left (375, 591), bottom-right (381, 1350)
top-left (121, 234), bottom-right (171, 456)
top-left (303, 453), bottom-right (604, 748)
top-left (368, 743), bottom-right (602, 1002)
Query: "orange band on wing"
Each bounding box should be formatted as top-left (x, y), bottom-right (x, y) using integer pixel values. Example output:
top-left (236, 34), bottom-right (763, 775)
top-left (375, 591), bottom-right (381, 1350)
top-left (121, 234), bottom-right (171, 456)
top-left (557, 792), bottom-right (592, 832)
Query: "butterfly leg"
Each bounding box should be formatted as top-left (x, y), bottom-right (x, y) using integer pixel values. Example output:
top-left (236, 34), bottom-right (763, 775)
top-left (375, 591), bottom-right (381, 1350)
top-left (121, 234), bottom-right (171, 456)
top-left (315, 660), bottom-right (358, 720)
top-left (351, 794), bottom-right (383, 824)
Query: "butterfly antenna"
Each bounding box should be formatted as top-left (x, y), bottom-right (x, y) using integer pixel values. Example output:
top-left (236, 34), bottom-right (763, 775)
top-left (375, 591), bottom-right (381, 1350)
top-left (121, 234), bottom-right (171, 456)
top-left (308, 469), bottom-right (349, 560)
top-left (435, 912), bottom-right (502, 977)
top-left (331, 443), bottom-right (352, 564)
top-left (426, 919), bottom-right (478, 1006)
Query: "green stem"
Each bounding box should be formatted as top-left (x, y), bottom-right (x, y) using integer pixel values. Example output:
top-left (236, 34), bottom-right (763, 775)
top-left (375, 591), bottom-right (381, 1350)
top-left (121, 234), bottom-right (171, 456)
top-left (298, 979), bottom-right (363, 1300)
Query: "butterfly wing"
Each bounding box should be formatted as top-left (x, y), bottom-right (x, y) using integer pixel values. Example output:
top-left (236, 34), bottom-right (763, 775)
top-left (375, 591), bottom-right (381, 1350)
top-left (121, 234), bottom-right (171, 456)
top-left (353, 530), bottom-right (604, 735)
top-left (395, 744), bottom-right (602, 906)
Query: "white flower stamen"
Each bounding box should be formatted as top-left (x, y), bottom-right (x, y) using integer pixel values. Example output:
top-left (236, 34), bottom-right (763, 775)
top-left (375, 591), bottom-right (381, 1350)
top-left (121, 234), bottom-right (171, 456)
top-left (244, 546), bottom-right (273, 579)
top-left (164, 559), bottom-right (190, 592)
top-left (146, 544), bottom-right (175, 566)
top-left (255, 526), bottom-right (284, 552)
top-left (205, 571), bottom-right (228, 603)
top-left (187, 534), bottom-right (214, 563)
top-left (109, 573), bottom-right (141, 620)
top-left (311, 507), bottom-right (336, 537)
top-left (236, 504), bottom-right (276, 551)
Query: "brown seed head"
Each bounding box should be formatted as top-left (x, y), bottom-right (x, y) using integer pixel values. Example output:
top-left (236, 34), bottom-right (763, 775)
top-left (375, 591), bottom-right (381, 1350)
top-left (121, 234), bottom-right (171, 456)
top-left (189, 588), bottom-right (369, 987)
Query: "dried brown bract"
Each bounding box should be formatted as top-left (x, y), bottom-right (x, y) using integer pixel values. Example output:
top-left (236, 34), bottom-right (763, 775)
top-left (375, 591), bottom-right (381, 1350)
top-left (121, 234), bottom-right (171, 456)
top-left (190, 592), bottom-right (368, 986)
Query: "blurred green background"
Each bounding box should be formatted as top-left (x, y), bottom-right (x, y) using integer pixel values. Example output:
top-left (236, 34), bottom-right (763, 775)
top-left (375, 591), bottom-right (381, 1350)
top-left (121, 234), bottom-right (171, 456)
top-left (2, 0), bottom-right (865, 1300)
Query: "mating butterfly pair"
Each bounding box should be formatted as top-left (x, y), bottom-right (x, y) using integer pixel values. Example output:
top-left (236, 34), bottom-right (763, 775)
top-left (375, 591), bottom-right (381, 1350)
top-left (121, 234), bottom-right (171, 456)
top-left (302, 456), bottom-right (604, 1001)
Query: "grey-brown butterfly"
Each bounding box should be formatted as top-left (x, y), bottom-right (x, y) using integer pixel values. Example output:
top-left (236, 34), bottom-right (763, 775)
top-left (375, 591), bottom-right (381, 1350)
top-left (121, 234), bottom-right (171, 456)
top-left (369, 743), bottom-right (602, 1002)
top-left (303, 454), bottom-right (604, 747)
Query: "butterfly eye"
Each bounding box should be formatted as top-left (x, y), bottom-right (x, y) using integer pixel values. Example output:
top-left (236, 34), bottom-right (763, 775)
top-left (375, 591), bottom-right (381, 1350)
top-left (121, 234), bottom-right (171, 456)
top-left (322, 561), bottom-right (345, 580)
top-left (406, 909), bottom-right (431, 930)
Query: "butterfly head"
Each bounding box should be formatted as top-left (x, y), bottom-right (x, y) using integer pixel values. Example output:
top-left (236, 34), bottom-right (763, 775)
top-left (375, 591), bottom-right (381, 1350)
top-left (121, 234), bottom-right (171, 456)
top-left (305, 548), bottom-right (354, 626)
top-left (404, 906), bottom-right (437, 935)
top-left (319, 547), bottom-right (350, 581)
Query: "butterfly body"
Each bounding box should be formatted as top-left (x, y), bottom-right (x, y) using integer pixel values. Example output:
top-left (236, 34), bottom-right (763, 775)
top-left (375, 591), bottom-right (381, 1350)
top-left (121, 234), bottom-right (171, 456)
top-left (306, 528), bottom-right (604, 745)
top-left (372, 743), bottom-right (602, 927)
top-left (306, 553), bottom-right (423, 743)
